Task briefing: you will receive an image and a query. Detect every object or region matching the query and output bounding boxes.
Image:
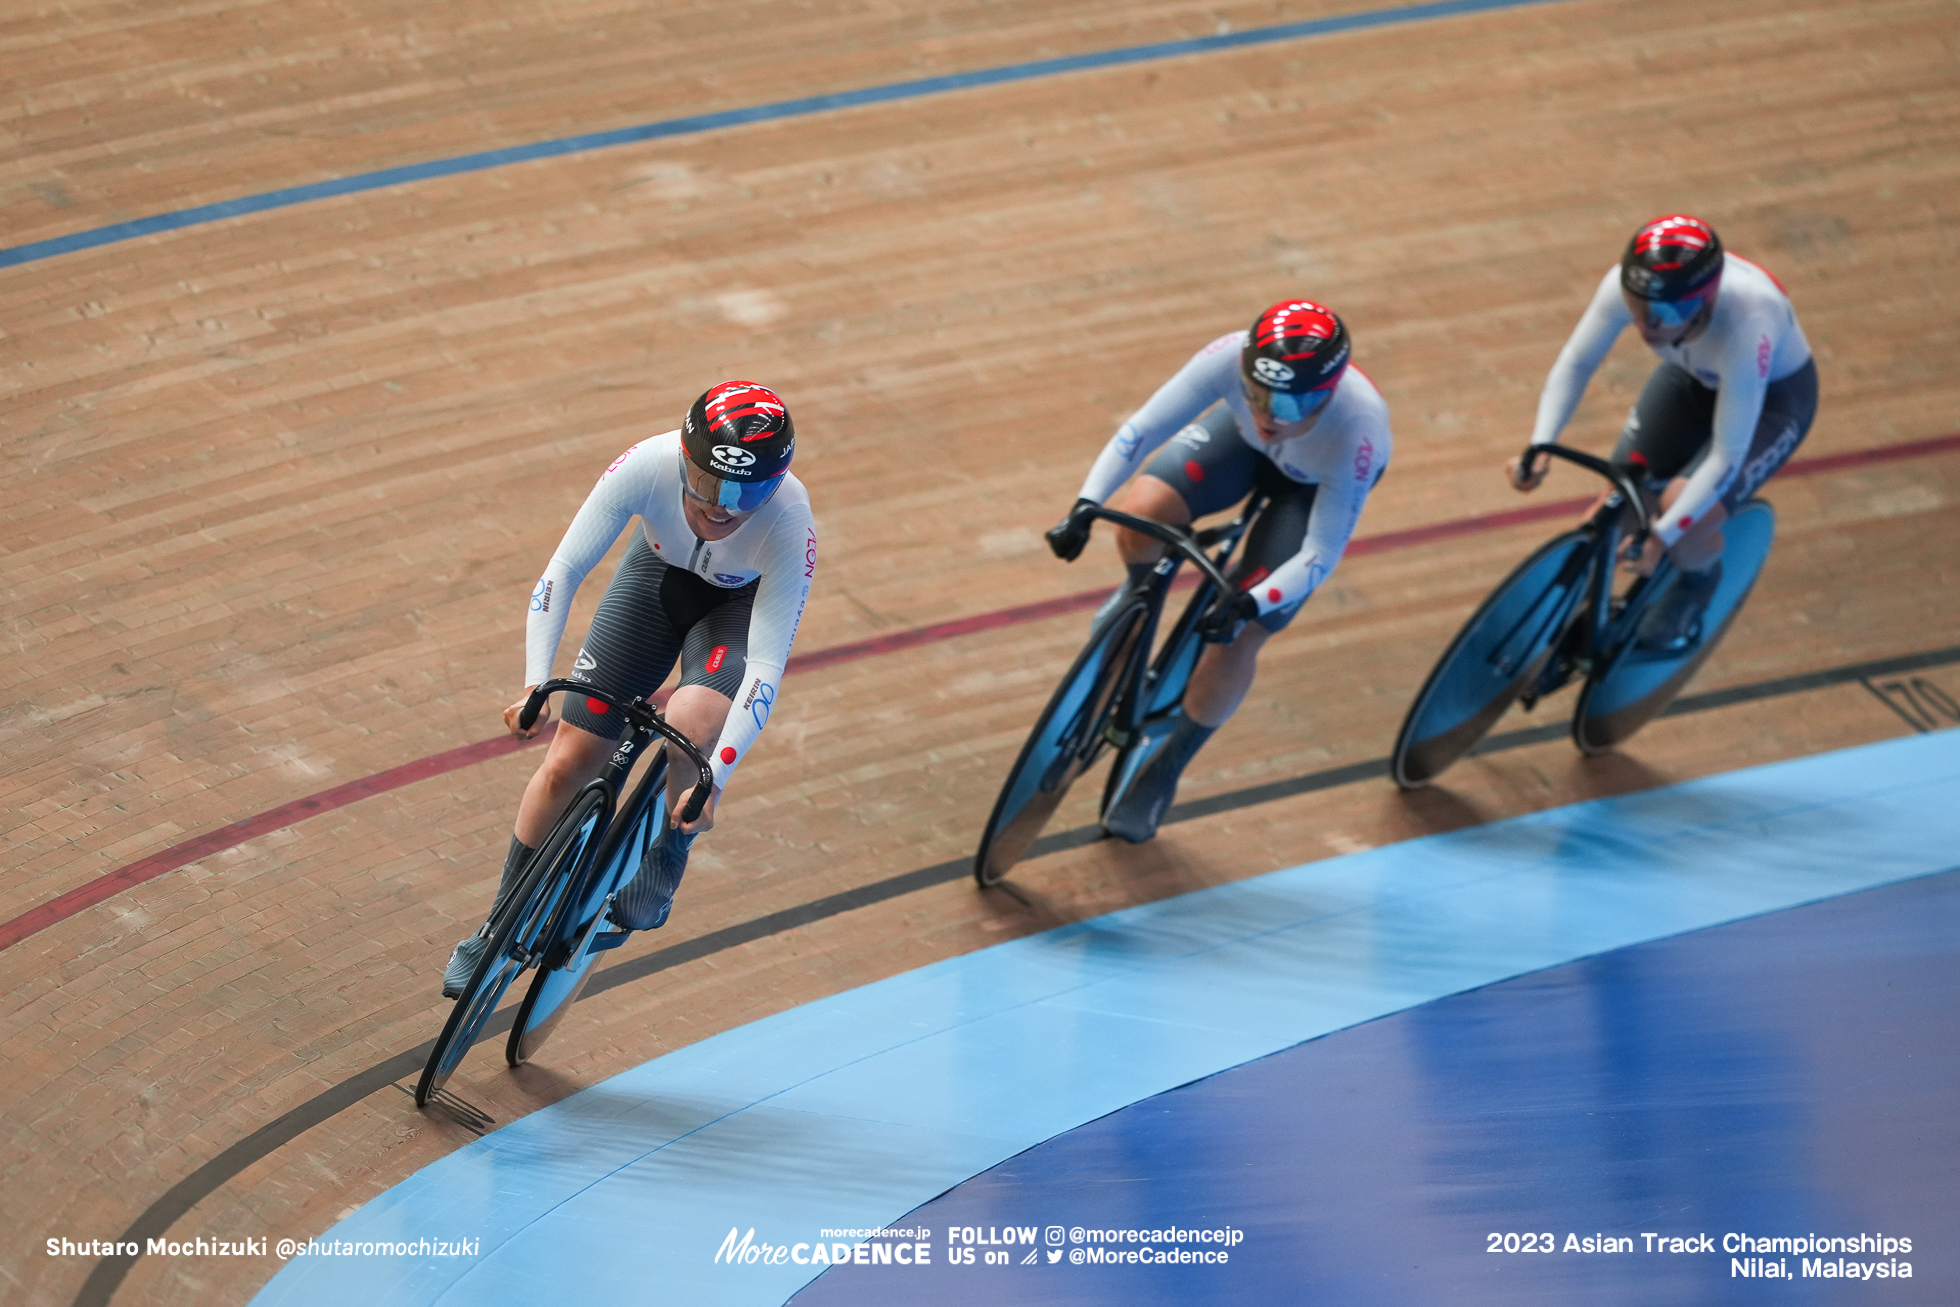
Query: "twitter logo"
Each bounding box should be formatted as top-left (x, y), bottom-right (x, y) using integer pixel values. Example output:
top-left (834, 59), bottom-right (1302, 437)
top-left (1046, 1249), bottom-right (1063, 1264)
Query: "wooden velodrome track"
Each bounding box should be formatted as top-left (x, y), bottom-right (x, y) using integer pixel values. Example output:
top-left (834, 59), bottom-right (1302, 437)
top-left (4, 0), bottom-right (1958, 1302)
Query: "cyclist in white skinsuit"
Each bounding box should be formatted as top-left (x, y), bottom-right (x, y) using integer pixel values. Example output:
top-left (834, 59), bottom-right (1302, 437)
top-left (442, 382), bottom-right (815, 996)
top-left (1047, 300), bottom-right (1391, 843)
top-left (1510, 215), bottom-right (1818, 649)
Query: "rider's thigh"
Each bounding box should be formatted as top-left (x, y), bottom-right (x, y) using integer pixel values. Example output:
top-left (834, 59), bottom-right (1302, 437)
top-left (1228, 464), bottom-right (1321, 634)
top-left (1138, 404), bottom-right (1259, 520)
top-left (1712, 357), bottom-right (1819, 510)
top-left (536, 717), bottom-right (618, 786)
top-left (560, 534), bottom-right (686, 741)
top-left (1611, 363), bottom-right (1715, 483)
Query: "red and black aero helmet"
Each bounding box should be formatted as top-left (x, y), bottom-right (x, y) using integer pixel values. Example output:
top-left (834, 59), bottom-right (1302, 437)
top-left (680, 381), bottom-right (795, 512)
top-left (1241, 300), bottom-right (1350, 424)
top-left (1620, 215), bottom-right (1724, 302)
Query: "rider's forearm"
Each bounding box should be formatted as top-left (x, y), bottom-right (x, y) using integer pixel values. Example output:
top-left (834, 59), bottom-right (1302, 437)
top-left (709, 660), bottom-right (784, 789)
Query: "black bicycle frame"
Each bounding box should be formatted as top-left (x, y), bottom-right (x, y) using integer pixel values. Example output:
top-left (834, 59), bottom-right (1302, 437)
top-left (1507, 443), bottom-right (1659, 688)
top-left (1067, 497), bottom-right (1263, 752)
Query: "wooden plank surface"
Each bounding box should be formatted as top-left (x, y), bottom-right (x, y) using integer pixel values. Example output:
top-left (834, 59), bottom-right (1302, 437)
top-left (3, 0), bottom-right (1957, 1303)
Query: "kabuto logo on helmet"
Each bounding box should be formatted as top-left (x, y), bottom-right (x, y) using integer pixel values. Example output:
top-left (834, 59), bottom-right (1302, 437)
top-left (1244, 299), bottom-right (1351, 395)
top-left (682, 380), bottom-right (796, 486)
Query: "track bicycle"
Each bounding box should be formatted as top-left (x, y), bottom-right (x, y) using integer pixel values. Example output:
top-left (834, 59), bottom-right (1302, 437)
top-left (1391, 443), bottom-right (1777, 788)
top-left (414, 680), bottom-right (713, 1107)
top-left (973, 496), bottom-right (1265, 887)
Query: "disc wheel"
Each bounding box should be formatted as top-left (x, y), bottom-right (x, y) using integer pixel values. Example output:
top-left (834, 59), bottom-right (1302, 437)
top-left (507, 761), bottom-right (667, 1067)
top-left (974, 599), bottom-right (1150, 886)
top-left (1391, 530), bottom-right (1594, 789)
top-left (1573, 500), bottom-right (1775, 754)
top-left (415, 783), bottom-right (607, 1107)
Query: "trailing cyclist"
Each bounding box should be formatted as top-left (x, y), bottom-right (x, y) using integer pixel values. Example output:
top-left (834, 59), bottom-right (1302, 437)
top-left (1508, 214), bottom-right (1818, 651)
top-left (1045, 300), bottom-right (1392, 843)
top-left (441, 381), bottom-right (816, 996)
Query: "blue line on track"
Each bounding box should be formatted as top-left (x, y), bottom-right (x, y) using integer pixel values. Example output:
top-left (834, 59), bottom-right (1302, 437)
top-left (3, 0), bottom-right (1568, 270)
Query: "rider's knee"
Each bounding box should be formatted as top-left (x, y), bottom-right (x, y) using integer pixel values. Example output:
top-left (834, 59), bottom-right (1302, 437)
top-left (1114, 476), bottom-right (1193, 562)
top-left (666, 684), bottom-right (734, 742)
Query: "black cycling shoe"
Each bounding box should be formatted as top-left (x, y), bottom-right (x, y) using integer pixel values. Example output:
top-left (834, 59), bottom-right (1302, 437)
top-left (1103, 764), bottom-right (1176, 843)
top-left (1636, 561), bottom-right (1722, 653)
top-left (1102, 715), bottom-right (1216, 844)
top-left (609, 824), bottom-right (696, 931)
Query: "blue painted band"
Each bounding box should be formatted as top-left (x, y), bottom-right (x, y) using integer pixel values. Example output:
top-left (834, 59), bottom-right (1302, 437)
top-left (253, 730), bottom-right (1960, 1307)
top-left (3, 0), bottom-right (1568, 270)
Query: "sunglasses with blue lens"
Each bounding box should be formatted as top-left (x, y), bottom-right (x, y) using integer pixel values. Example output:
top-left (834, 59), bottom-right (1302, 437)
top-left (681, 458), bottom-right (784, 513)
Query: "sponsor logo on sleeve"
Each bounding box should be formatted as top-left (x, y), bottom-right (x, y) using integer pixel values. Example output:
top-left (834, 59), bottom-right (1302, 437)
top-left (804, 529), bottom-right (817, 579)
top-left (601, 443), bottom-right (640, 479)
top-left (1757, 333), bottom-right (1772, 379)
top-left (741, 679), bottom-right (776, 730)
top-left (530, 579), bottom-right (553, 613)
top-left (1353, 435), bottom-right (1376, 483)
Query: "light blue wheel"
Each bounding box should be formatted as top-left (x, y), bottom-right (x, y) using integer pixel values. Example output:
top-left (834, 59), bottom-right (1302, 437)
top-left (975, 600), bottom-right (1151, 885)
top-left (507, 758), bottom-right (667, 1066)
top-left (1574, 500), bottom-right (1776, 753)
top-left (418, 782), bottom-right (606, 1106)
top-left (1392, 531), bottom-right (1594, 788)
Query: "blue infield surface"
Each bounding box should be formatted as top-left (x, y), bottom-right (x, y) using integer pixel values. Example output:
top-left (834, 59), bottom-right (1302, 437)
top-left (253, 729), bottom-right (1959, 1306)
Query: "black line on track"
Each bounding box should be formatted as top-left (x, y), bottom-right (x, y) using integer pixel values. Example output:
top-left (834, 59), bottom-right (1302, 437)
top-left (77, 642), bottom-right (1960, 1307)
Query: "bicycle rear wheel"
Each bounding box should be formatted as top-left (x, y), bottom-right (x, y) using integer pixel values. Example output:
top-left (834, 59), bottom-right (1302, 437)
top-left (416, 783), bottom-right (609, 1107)
top-left (507, 759), bottom-right (667, 1066)
top-left (1573, 499), bottom-right (1776, 754)
top-left (1391, 530), bottom-right (1594, 789)
top-left (974, 599), bottom-right (1151, 886)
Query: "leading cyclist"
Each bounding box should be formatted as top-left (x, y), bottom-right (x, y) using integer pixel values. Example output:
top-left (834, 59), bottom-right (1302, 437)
top-left (441, 381), bottom-right (816, 996)
top-left (1509, 214), bottom-right (1818, 650)
top-left (1046, 300), bottom-right (1392, 843)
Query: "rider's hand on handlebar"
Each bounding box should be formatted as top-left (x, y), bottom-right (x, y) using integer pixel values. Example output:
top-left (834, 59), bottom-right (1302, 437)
top-left (673, 783), bottom-right (721, 835)
top-left (504, 687), bottom-right (549, 739)
top-left (1506, 449), bottom-right (1550, 493)
top-left (1198, 591), bottom-right (1259, 644)
top-left (1044, 498), bottom-right (1098, 561)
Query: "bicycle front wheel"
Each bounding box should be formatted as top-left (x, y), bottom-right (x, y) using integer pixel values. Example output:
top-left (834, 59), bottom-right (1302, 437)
top-left (1391, 530), bottom-right (1593, 789)
top-left (416, 783), bottom-right (608, 1107)
top-left (974, 599), bottom-right (1150, 886)
top-left (507, 759), bottom-right (667, 1067)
